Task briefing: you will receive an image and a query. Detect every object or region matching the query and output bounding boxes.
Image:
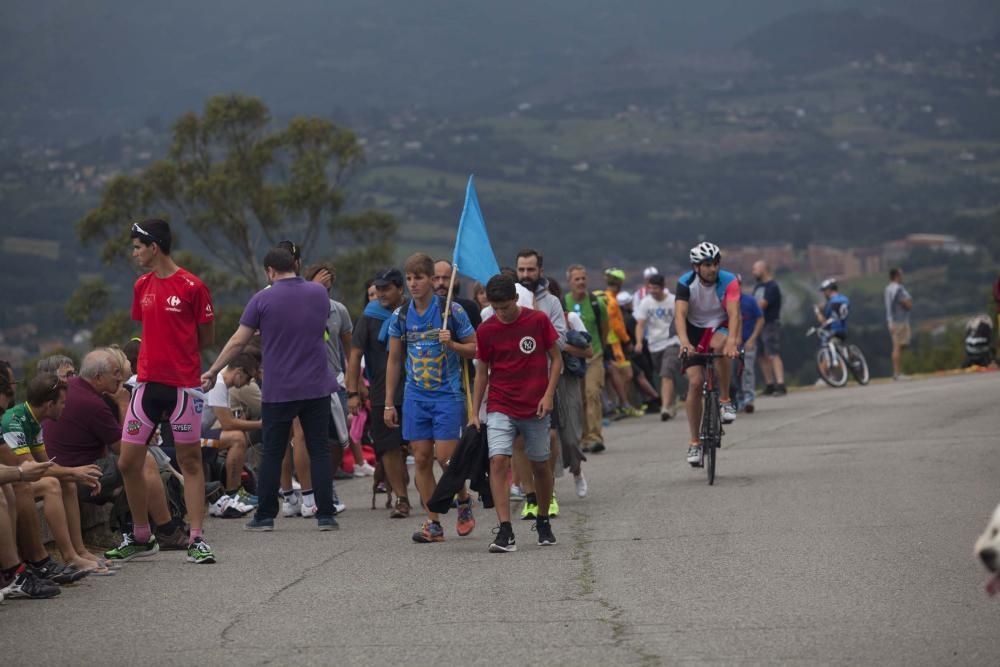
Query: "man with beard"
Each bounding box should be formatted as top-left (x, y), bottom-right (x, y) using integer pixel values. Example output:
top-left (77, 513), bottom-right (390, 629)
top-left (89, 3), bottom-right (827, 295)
top-left (433, 260), bottom-right (483, 330)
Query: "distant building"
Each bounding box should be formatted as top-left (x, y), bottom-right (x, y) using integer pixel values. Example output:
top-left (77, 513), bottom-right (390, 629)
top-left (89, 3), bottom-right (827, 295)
top-left (883, 234), bottom-right (977, 262)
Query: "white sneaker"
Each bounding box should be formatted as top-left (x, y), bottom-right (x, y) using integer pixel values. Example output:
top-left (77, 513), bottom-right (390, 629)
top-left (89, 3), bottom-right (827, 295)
top-left (687, 445), bottom-right (703, 466)
top-left (353, 461), bottom-right (376, 477)
top-left (281, 492), bottom-right (302, 517)
top-left (574, 475), bottom-right (588, 498)
top-left (509, 484), bottom-right (525, 501)
top-left (300, 502), bottom-right (318, 518)
top-left (210, 494), bottom-right (251, 519)
top-left (721, 402), bottom-right (736, 424)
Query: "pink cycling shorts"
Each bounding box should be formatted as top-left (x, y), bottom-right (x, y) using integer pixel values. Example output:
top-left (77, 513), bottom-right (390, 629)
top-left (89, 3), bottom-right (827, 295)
top-left (122, 381), bottom-right (204, 445)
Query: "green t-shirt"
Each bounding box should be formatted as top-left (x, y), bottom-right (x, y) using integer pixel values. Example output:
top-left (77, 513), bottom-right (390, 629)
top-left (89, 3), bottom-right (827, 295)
top-left (565, 293), bottom-right (607, 355)
top-left (1, 402), bottom-right (44, 457)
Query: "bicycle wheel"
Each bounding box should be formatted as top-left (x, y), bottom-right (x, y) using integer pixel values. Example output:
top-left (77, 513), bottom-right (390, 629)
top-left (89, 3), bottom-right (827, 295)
top-left (816, 347), bottom-right (848, 387)
top-left (846, 345), bottom-right (870, 385)
top-left (702, 391), bottom-right (721, 485)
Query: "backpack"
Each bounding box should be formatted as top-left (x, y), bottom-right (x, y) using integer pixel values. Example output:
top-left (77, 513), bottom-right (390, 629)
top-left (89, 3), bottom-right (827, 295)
top-left (395, 296), bottom-right (466, 373)
top-left (396, 296), bottom-right (464, 340)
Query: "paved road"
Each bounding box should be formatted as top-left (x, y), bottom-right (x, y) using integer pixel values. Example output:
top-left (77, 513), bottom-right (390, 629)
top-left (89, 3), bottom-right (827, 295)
top-left (4, 373), bottom-right (999, 665)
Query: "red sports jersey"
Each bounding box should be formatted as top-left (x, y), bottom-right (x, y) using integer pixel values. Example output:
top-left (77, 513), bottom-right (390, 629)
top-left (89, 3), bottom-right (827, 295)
top-left (132, 268), bottom-right (214, 387)
top-left (476, 308), bottom-right (558, 419)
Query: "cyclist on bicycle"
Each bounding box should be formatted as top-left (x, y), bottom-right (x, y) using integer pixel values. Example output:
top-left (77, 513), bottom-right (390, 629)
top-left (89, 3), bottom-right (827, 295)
top-left (814, 278), bottom-right (850, 339)
top-left (675, 242), bottom-right (741, 467)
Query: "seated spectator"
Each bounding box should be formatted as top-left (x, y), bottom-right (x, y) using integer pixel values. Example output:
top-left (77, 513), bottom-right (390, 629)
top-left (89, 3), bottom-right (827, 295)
top-left (203, 353), bottom-right (261, 518)
top-left (0, 459), bottom-right (61, 599)
top-left (0, 374), bottom-right (100, 580)
top-left (37, 354), bottom-right (77, 382)
top-left (43, 349), bottom-right (189, 551)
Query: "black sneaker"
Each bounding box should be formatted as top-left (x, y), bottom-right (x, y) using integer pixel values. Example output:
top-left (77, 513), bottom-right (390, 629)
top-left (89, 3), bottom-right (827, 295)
top-left (763, 384), bottom-right (775, 396)
top-left (28, 558), bottom-right (89, 585)
top-left (775, 384), bottom-right (787, 396)
top-left (589, 442), bottom-right (606, 454)
top-left (489, 524), bottom-right (517, 553)
top-left (534, 518), bottom-right (557, 546)
top-left (1, 568), bottom-right (61, 599)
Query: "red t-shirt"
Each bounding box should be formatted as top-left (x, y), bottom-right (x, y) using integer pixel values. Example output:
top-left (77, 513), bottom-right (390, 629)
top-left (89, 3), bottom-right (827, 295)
top-left (476, 308), bottom-right (558, 419)
top-left (132, 267), bottom-right (214, 387)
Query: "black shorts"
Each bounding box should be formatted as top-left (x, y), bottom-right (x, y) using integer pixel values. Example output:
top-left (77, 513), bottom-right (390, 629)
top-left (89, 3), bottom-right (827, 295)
top-left (370, 405), bottom-right (405, 455)
top-left (682, 322), bottom-right (728, 370)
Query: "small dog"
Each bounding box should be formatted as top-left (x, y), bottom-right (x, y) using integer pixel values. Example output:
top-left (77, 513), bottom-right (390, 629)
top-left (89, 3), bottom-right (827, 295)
top-left (974, 503), bottom-right (1000, 596)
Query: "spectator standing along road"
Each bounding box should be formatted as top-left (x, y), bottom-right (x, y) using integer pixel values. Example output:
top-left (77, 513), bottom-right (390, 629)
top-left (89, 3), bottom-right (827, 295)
top-left (884, 268), bottom-right (913, 381)
top-left (564, 266), bottom-right (608, 453)
top-left (204, 246), bottom-right (340, 532)
top-left (108, 219), bottom-right (216, 564)
top-left (751, 260), bottom-right (786, 396)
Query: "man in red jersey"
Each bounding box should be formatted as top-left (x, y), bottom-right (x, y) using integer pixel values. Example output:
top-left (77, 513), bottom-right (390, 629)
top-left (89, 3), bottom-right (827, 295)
top-left (470, 274), bottom-right (561, 553)
top-left (104, 219), bottom-right (217, 565)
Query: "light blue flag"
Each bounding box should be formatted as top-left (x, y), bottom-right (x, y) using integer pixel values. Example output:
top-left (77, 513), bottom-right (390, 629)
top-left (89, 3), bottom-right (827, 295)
top-left (452, 175), bottom-right (500, 286)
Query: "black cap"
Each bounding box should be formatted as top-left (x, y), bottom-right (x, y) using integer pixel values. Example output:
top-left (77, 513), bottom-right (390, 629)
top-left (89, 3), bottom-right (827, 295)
top-left (373, 267), bottom-right (404, 288)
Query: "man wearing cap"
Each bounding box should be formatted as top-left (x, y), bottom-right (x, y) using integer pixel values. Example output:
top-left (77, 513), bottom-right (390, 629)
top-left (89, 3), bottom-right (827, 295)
top-left (346, 268), bottom-right (411, 517)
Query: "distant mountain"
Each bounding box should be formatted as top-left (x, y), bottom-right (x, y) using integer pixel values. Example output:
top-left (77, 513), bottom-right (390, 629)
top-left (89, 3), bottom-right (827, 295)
top-left (739, 10), bottom-right (949, 72)
top-left (1, 0), bottom-right (997, 143)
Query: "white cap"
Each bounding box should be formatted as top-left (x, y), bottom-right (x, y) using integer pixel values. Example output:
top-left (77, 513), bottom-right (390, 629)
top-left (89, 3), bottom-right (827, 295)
top-left (642, 266), bottom-right (659, 280)
top-left (616, 290), bottom-right (633, 306)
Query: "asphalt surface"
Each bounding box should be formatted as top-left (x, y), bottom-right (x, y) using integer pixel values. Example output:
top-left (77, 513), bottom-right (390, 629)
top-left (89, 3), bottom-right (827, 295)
top-left (3, 372), bottom-right (999, 666)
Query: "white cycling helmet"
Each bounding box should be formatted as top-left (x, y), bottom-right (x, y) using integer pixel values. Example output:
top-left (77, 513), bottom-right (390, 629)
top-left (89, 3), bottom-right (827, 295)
top-left (689, 242), bottom-right (721, 264)
top-left (616, 290), bottom-right (633, 307)
top-left (642, 266), bottom-right (659, 280)
top-left (819, 278), bottom-right (838, 291)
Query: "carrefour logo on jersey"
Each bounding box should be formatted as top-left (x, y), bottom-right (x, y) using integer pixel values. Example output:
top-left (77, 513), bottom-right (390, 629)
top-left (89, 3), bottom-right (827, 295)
top-left (166, 295), bottom-right (182, 312)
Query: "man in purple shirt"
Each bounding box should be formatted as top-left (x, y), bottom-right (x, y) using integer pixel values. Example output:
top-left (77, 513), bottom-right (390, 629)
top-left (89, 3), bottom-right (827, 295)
top-left (203, 246), bottom-right (339, 531)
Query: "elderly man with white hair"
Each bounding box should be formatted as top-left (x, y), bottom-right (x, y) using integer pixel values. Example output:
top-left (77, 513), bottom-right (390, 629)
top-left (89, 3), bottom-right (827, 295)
top-left (44, 348), bottom-right (189, 553)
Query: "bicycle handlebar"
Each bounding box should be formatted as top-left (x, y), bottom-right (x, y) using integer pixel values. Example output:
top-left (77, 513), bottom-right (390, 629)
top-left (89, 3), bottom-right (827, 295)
top-left (681, 349), bottom-right (745, 362)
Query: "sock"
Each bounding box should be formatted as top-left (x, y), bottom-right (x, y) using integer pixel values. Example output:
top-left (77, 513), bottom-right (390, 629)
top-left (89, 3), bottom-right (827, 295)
top-left (226, 488), bottom-right (239, 496)
top-left (134, 523), bottom-right (152, 543)
top-left (280, 488), bottom-right (294, 498)
top-left (189, 528), bottom-right (203, 544)
top-left (431, 520), bottom-right (442, 527)
top-left (536, 515), bottom-right (550, 524)
top-left (526, 493), bottom-right (538, 506)
top-left (29, 557), bottom-right (50, 568)
top-left (302, 490), bottom-right (316, 507)
top-left (399, 496), bottom-right (410, 505)
top-left (500, 521), bottom-right (512, 532)
top-left (457, 495), bottom-right (471, 506)
top-left (2, 563), bottom-right (21, 578)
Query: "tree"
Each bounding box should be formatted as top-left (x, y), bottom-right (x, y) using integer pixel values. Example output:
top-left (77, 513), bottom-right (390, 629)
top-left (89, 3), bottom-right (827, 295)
top-left (73, 93), bottom-right (397, 341)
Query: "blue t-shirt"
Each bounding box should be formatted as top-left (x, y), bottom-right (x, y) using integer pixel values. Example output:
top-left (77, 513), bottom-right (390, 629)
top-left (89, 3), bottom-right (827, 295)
top-left (753, 280), bottom-right (782, 323)
top-left (739, 294), bottom-right (763, 343)
top-left (823, 294), bottom-right (850, 335)
top-left (387, 297), bottom-right (475, 402)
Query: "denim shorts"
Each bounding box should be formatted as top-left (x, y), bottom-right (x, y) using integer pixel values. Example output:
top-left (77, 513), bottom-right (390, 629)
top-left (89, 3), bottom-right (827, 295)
top-left (403, 397), bottom-right (464, 442)
top-left (486, 412), bottom-right (551, 462)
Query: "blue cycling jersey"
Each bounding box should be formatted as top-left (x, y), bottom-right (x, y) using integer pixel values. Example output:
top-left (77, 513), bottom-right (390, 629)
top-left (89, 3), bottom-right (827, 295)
top-left (823, 294), bottom-right (850, 335)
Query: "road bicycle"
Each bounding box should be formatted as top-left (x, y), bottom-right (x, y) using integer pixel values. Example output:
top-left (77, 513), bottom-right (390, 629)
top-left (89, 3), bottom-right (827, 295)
top-left (684, 350), bottom-right (743, 485)
top-left (806, 326), bottom-right (870, 387)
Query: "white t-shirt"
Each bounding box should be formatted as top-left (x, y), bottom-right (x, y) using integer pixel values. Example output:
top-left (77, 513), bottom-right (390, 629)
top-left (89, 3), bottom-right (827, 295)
top-left (636, 293), bottom-right (679, 352)
top-left (202, 371), bottom-right (229, 430)
top-left (567, 311), bottom-right (587, 333)
top-left (480, 283), bottom-right (535, 322)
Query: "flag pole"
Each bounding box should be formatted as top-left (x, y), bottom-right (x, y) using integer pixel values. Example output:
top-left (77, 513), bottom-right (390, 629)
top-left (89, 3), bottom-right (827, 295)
top-left (442, 265), bottom-right (458, 330)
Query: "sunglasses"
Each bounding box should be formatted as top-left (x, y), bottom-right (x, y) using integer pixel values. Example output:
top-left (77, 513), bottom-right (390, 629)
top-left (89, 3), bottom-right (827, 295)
top-left (131, 222), bottom-right (160, 244)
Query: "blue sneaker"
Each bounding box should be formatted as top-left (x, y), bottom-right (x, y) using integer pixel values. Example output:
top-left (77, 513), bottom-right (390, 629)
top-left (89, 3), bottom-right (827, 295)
top-left (244, 516), bottom-right (274, 532)
top-left (317, 516), bottom-right (339, 531)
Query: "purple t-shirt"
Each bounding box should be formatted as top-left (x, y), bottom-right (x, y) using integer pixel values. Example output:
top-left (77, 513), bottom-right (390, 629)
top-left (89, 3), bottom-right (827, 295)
top-left (43, 376), bottom-right (122, 467)
top-left (240, 277), bottom-right (339, 403)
